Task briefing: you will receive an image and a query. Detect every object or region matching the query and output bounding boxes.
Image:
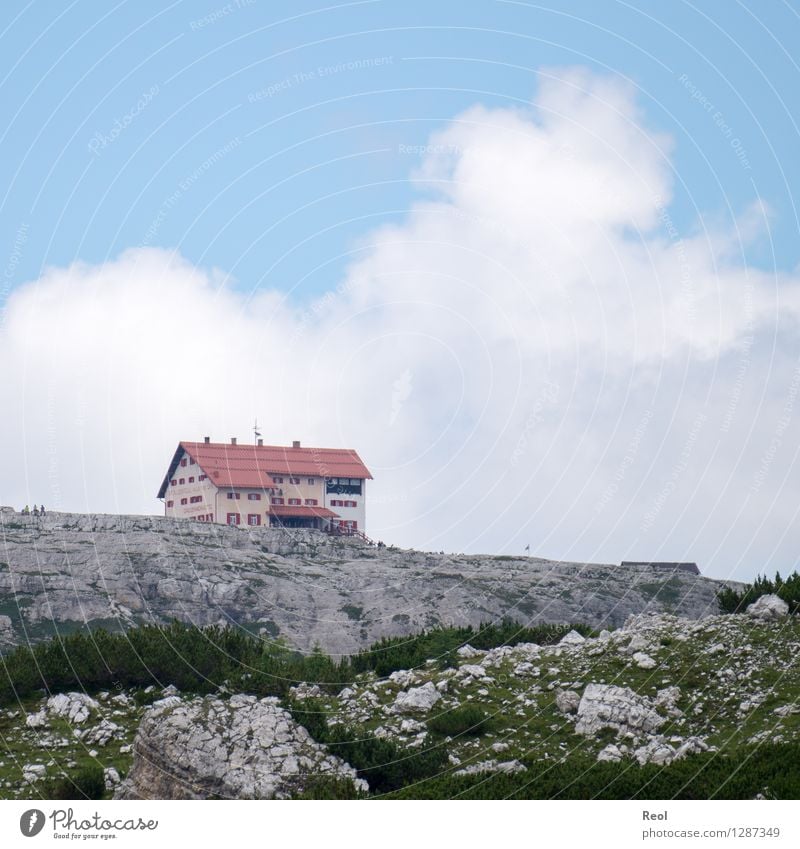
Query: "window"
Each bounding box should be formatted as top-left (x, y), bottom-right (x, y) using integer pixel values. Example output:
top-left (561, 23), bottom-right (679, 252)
top-left (180, 459), bottom-right (187, 467)
top-left (308, 478), bottom-right (315, 485)
top-left (349, 500), bottom-right (357, 508)
top-left (179, 478), bottom-right (185, 485)
top-left (227, 492), bottom-right (240, 500)
top-left (350, 521), bottom-right (358, 530)
top-left (325, 477), bottom-right (362, 496)
top-left (166, 500), bottom-right (174, 508)
top-left (227, 513), bottom-right (240, 526)
top-left (199, 474), bottom-right (207, 482)
top-left (330, 499), bottom-right (340, 507)
top-left (288, 498), bottom-right (301, 505)
top-left (247, 514), bottom-right (261, 526)
top-left (190, 496), bottom-right (202, 504)
top-left (289, 477), bottom-right (300, 485)
top-left (207, 514), bottom-right (213, 521)
top-left (188, 476), bottom-right (195, 483)
top-left (271, 497), bottom-right (284, 505)
top-left (170, 479), bottom-right (177, 487)
top-left (248, 493), bottom-right (261, 501)
top-left (180, 498), bottom-right (188, 505)
top-left (305, 498), bottom-right (318, 506)
top-left (273, 476), bottom-right (284, 484)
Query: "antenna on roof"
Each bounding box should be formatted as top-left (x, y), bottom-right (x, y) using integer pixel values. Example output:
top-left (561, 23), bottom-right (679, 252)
top-left (253, 418), bottom-right (262, 444)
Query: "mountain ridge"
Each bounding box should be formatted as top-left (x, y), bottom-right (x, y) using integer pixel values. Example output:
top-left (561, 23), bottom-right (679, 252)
top-left (0, 508), bottom-right (739, 654)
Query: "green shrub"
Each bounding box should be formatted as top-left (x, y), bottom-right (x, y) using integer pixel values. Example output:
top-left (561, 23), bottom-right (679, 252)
top-left (288, 698), bottom-right (448, 794)
top-left (427, 704), bottom-right (491, 737)
top-left (294, 776), bottom-right (366, 799)
top-left (717, 570), bottom-right (800, 614)
top-left (44, 765), bottom-right (106, 800)
top-left (385, 743), bottom-right (800, 800)
top-left (350, 620), bottom-right (593, 677)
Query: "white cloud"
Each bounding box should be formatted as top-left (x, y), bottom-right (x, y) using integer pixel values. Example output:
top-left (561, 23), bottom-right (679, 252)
top-left (2, 68), bottom-right (799, 580)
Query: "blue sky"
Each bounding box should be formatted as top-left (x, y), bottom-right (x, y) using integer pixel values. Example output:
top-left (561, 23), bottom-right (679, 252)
top-left (3, 1), bottom-right (799, 294)
top-left (2, 1), bottom-right (800, 580)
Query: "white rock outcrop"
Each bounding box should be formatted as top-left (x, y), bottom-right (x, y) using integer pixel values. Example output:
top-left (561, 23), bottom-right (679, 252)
top-left (555, 689), bottom-right (581, 714)
top-left (575, 684), bottom-right (664, 739)
top-left (46, 693), bottom-right (99, 725)
top-left (115, 694), bottom-right (366, 800)
top-left (393, 682), bottom-right (441, 714)
top-left (632, 652), bottom-right (657, 670)
top-left (746, 594), bottom-right (789, 621)
top-left (0, 512), bottom-right (730, 654)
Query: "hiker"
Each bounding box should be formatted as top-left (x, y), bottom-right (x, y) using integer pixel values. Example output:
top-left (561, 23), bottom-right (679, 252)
top-left (32, 505), bottom-right (39, 516)
top-left (40, 505), bottom-right (46, 515)
top-left (22, 505), bottom-right (30, 515)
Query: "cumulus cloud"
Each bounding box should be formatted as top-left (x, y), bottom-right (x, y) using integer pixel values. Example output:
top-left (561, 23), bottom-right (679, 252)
top-left (2, 68), bottom-right (799, 580)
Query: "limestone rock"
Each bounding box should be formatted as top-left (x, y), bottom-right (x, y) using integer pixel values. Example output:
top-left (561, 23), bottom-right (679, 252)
top-left (393, 682), bottom-right (441, 714)
top-left (25, 710), bottom-right (48, 729)
top-left (559, 630), bottom-right (586, 646)
top-left (632, 652), bottom-right (657, 670)
top-left (457, 645), bottom-right (483, 658)
top-left (575, 684), bottom-right (664, 739)
top-left (746, 594), bottom-right (789, 621)
top-left (115, 694), bottom-right (365, 800)
top-left (22, 764), bottom-right (46, 783)
top-left (634, 738), bottom-right (676, 766)
top-left (46, 693), bottom-right (98, 725)
top-left (0, 512), bottom-right (733, 654)
top-left (555, 689), bottom-right (581, 714)
top-left (81, 719), bottom-right (122, 747)
top-left (0, 614), bottom-right (13, 644)
top-left (455, 759), bottom-right (526, 776)
top-left (596, 744), bottom-right (623, 762)
top-left (103, 767), bottom-right (121, 790)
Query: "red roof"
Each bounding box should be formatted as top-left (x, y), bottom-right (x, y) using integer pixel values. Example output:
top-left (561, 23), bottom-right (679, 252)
top-left (269, 504), bottom-right (339, 519)
top-left (157, 440), bottom-right (372, 498)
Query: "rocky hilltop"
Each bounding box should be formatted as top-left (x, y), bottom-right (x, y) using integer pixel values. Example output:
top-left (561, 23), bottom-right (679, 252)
top-left (1, 509), bottom-right (736, 654)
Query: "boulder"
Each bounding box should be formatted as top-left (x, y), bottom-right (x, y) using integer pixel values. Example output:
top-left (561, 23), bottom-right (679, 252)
top-left (81, 719), bottom-right (122, 747)
top-left (596, 744), bottom-right (623, 763)
top-left (115, 694), bottom-right (365, 800)
top-left (654, 686), bottom-right (683, 717)
top-left (559, 630), bottom-right (586, 646)
top-left (746, 594), bottom-right (789, 621)
top-left (393, 682), bottom-right (441, 714)
top-left (575, 684), bottom-right (664, 739)
top-left (46, 693), bottom-right (98, 725)
top-left (22, 764), bottom-right (46, 783)
top-left (674, 736), bottom-right (709, 760)
top-left (634, 737), bottom-right (676, 766)
top-left (555, 689), bottom-right (581, 714)
top-left (632, 652), bottom-right (657, 670)
top-left (457, 645), bottom-right (483, 658)
top-left (0, 614), bottom-right (13, 643)
top-left (454, 759), bottom-right (526, 776)
top-left (25, 710), bottom-right (48, 729)
top-left (103, 767), bottom-right (121, 790)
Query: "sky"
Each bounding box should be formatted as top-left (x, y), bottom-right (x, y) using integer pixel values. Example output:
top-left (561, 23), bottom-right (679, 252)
top-left (1, 1), bottom-right (800, 581)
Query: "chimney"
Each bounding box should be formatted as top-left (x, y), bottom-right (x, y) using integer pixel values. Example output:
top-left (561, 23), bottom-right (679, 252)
top-left (292, 440), bottom-right (301, 448)
top-left (231, 437), bottom-right (237, 445)
top-left (257, 438), bottom-right (263, 446)
top-left (204, 436), bottom-right (210, 444)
